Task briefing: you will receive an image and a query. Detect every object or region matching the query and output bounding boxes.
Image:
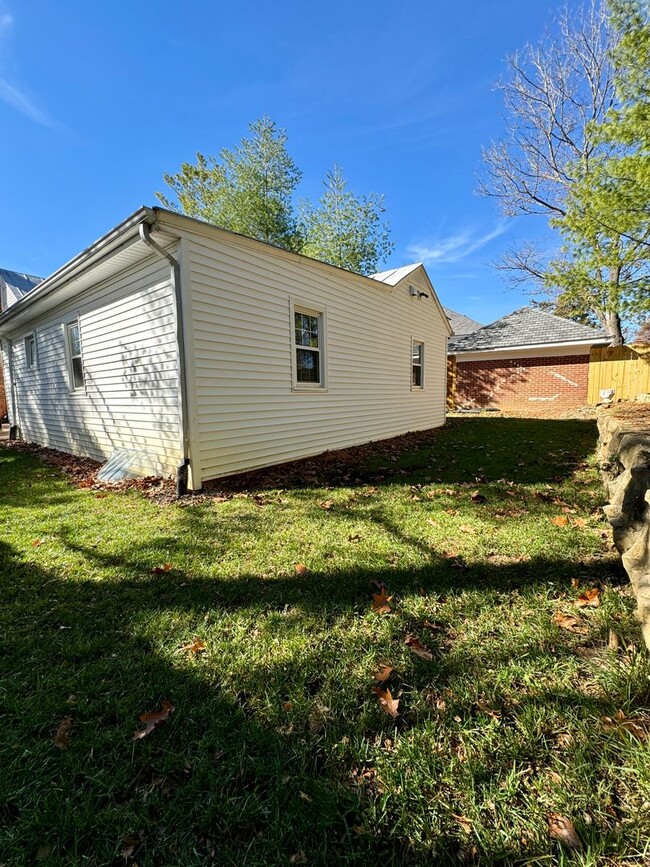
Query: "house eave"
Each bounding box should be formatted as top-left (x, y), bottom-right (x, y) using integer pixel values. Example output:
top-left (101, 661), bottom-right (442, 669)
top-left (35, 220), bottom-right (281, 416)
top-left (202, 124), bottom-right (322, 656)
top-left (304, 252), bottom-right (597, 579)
top-left (0, 207), bottom-right (155, 335)
top-left (450, 338), bottom-right (611, 356)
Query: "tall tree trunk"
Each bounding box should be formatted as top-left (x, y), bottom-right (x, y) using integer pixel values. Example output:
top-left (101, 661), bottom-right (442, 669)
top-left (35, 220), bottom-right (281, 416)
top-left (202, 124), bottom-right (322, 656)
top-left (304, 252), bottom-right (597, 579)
top-left (603, 309), bottom-right (624, 345)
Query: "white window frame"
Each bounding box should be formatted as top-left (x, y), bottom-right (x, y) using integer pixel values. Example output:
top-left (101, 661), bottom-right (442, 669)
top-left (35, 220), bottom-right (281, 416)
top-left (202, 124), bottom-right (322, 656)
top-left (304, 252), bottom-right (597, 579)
top-left (290, 299), bottom-right (327, 391)
top-left (24, 332), bottom-right (38, 370)
top-left (64, 319), bottom-right (85, 393)
top-left (411, 338), bottom-right (425, 390)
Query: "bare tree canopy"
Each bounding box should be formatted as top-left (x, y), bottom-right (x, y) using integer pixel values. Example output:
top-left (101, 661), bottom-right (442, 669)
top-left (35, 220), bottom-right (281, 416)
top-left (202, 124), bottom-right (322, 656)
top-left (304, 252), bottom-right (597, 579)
top-left (481, 0), bottom-right (650, 345)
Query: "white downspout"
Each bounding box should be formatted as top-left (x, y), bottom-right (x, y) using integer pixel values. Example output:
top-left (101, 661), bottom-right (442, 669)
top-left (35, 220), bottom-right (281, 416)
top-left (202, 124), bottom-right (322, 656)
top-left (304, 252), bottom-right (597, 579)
top-left (138, 222), bottom-right (193, 496)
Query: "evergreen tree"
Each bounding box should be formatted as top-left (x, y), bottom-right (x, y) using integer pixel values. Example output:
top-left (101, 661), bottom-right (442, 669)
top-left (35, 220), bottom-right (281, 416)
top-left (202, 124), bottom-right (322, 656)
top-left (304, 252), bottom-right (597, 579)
top-left (157, 116), bottom-right (303, 251)
top-left (299, 165), bottom-right (393, 275)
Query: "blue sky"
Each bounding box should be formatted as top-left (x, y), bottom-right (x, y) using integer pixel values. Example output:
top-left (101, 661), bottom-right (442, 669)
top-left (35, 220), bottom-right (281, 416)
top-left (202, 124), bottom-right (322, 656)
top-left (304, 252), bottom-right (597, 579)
top-left (0, 0), bottom-right (569, 325)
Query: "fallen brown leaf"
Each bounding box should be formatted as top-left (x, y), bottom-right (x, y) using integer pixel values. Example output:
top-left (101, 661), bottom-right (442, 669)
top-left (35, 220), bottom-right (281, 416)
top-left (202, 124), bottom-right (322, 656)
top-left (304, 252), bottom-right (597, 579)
top-left (289, 852), bottom-right (307, 865)
top-left (299, 790), bottom-right (313, 803)
top-left (179, 638), bottom-right (207, 655)
top-left (95, 492), bottom-right (108, 499)
top-left (470, 491), bottom-right (486, 504)
top-left (294, 563), bottom-right (309, 577)
top-left (54, 716), bottom-right (72, 750)
top-left (601, 709), bottom-right (648, 740)
top-left (548, 813), bottom-right (582, 850)
top-left (550, 515), bottom-right (569, 527)
top-left (373, 665), bottom-right (393, 682)
top-left (133, 700), bottom-right (175, 740)
top-left (608, 629), bottom-right (621, 651)
top-left (282, 701), bottom-right (293, 712)
top-left (372, 686), bottom-right (400, 718)
top-left (459, 524), bottom-right (476, 534)
top-left (152, 563), bottom-right (172, 574)
top-left (573, 517), bottom-right (588, 528)
top-left (552, 611), bottom-right (584, 632)
top-left (32, 538), bottom-right (43, 547)
top-left (372, 588), bottom-right (393, 615)
top-left (452, 813), bottom-right (473, 835)
top-left (405, 635), bottom-right (433, 661)
top-left (319, 500), bottom-right (334, 510)
top-left (348, 533), bottom-right (362, 543)
top-left (576, 588), bottom-right (600, 608)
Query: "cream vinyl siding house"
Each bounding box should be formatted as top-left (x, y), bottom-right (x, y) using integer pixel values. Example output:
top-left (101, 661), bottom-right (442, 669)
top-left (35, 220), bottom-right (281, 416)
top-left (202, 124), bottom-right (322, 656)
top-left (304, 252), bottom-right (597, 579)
top-left (0, 207), bottom-right (451, 491)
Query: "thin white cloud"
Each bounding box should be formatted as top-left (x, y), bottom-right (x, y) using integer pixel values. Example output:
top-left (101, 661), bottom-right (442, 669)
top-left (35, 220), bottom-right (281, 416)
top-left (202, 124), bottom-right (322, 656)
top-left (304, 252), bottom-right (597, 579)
top-left (408, 220), bottom-right (509, 265)
top-left (0, 77), bottom-right (55, 127)
top-left (0, 7), bottom-right (64, 130)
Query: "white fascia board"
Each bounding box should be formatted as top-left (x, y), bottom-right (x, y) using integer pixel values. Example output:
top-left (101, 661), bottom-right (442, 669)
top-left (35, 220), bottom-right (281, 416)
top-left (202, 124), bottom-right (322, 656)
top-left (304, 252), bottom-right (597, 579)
top-left (451, 340), bottom-right (609, 362)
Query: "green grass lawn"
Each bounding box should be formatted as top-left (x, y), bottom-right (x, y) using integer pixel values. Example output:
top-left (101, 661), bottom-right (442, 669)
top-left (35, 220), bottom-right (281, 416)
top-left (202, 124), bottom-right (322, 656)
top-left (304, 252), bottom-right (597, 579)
top-left (1, 418), bottom-right (649, 866)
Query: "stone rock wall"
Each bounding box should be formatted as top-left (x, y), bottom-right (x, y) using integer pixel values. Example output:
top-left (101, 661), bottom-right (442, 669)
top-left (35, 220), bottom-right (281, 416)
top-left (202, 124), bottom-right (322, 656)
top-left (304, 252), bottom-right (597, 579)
top-left (598, 409), bottom-right (650, 648)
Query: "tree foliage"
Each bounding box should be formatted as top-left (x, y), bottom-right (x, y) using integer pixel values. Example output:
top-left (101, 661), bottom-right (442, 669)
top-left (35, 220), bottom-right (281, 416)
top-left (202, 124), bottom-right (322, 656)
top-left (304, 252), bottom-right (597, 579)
top-left (157, 116), bottom-right (303, 252)
top-left (482, 0), bottom-right (649, 344)
top-left (157, 121), bottom-right (393, 275)
top-left (298, 164), bottom-right (394, 275)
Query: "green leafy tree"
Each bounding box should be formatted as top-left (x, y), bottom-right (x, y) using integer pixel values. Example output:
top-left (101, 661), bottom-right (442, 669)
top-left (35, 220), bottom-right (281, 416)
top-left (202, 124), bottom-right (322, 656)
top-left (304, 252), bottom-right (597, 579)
top-left (157, 116), bottom-right (303, 251)
top-left (299, 164), bottom-right (393, 275)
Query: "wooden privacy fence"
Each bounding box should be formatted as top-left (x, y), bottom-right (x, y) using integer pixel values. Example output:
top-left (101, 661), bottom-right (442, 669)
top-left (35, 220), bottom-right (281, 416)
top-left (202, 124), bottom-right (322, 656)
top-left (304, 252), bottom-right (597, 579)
top-left (587, 344), bottom-right (650, 405)
top-left (447, 355), bottom-right (457, 409)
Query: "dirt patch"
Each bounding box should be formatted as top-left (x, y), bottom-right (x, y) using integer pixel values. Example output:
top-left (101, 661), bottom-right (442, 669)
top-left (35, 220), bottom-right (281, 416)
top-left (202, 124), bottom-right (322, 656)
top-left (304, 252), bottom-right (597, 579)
top-left (599, 402), bottom-right (650, 425)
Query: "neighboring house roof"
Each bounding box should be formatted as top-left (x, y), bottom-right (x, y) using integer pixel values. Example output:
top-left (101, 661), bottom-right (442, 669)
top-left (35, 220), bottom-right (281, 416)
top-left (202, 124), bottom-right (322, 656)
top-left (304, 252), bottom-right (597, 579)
top-left (443, 307), bottom-right (482, 336)
top-left (0, 268), bottom-right (42, 298)
top-left (448, 306), bottom-right (610, 353)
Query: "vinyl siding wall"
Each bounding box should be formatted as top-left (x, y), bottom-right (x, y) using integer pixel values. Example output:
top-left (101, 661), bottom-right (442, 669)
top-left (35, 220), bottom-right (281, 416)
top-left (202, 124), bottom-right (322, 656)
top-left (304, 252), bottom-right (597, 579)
top-left (185, 232), bottom-right (448, 482)
top-left (4, 254), bottom-right (182, 475)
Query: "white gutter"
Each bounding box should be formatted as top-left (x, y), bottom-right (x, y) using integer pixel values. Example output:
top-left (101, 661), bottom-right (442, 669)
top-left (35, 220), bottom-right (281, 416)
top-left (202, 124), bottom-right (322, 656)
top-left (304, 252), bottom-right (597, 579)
top-left (451, 337), bottom-right (611, 356)
top-left (0, 208), bottom-right (153, 334)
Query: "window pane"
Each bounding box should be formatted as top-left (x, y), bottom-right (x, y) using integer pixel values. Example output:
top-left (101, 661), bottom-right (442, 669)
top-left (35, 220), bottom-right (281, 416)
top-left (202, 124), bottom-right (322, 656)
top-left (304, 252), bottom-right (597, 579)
top-left (25, 336), bottom-right (35, 367)
top-left (412, 343), bottom-right (422, 364)
top-left (68, 323), bottom-right (81, 356)
top-left (412, 365), bottom-right (422, 387)
top-left (72, 356), bottom-right (84, 389)
top-left (296, 348), bottom-right (320, 383)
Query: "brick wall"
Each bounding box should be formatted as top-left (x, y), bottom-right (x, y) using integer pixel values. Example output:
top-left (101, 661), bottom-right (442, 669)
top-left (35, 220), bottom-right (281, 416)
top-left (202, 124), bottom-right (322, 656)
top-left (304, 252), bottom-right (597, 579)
top-left (454, 354), bottom-right (590, 412)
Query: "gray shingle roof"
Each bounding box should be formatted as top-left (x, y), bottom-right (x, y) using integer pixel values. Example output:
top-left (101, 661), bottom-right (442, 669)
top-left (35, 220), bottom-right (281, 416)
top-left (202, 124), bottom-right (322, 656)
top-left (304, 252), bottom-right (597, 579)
top-left (0, 268), bottom-right (42, 297)
top-left (448, 306), bottom-right (610, 353)
top-left (443, 307), bottom-right (483, 336)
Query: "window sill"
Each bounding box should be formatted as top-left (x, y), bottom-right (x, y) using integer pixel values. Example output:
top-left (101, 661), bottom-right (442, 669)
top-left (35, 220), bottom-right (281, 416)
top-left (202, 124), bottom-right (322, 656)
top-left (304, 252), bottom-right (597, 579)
top-left (291, 385), bottom-right (329, 394)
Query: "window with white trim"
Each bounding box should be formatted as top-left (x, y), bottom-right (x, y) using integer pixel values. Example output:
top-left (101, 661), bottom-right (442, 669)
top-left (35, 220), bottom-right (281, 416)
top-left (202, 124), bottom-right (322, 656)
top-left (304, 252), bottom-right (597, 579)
top-left (25, 333), bottom-right (37, 369)
top-left (412, 340), bottom-right (424, 388)
top-left (293, 308), bottom-right (323, 386)
top-left (66, 321), bottom-right (84, 391)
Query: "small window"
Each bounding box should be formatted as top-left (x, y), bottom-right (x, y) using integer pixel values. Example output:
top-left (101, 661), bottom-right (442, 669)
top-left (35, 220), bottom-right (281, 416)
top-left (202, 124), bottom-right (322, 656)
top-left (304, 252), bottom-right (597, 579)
top-left (66, 321), bottom-right (84, 391)
top-left (294, 309), bottom-right (322, 386)
top-left (25, 333), bottom-right (37, 369)
top-left (412, 341), bottom-right (424, 388)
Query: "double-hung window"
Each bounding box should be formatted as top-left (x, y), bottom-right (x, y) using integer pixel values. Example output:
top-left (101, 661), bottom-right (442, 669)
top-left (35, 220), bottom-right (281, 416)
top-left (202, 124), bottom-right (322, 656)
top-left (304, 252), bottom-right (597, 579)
top-left (293, 307), bottom-right (324, 387)
top-left (412, 340), bottom-right (424, 388)
top-left (66, 321), bottom-right (84, 391)
top-left (25, 333), bottom-right (37, 369)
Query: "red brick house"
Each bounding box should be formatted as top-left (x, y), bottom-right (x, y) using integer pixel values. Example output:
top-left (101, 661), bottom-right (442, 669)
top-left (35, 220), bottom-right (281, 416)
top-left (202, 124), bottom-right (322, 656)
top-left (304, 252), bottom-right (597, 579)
top-left (448, 307), bottom-right (611, 412)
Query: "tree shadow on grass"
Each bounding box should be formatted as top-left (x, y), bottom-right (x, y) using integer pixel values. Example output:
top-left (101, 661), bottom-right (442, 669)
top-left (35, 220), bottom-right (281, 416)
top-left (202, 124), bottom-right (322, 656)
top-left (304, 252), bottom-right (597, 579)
top-left (202, 418), bottom-right (599, 493)
top-left (0, 530), bottom-right (643, 867)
